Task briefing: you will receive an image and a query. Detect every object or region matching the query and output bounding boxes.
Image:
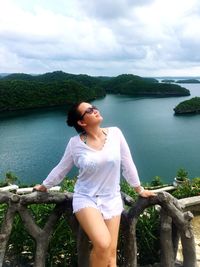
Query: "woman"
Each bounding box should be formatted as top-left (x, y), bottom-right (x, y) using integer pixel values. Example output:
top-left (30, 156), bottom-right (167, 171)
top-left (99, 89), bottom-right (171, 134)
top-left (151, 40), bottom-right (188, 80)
top-left (34, 102), bottom-right (156, 267)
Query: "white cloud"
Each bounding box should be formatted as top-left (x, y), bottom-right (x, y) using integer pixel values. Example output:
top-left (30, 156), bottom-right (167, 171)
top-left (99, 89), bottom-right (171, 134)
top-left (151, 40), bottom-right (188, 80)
top-left (0, 0), bottom-right (200, 76)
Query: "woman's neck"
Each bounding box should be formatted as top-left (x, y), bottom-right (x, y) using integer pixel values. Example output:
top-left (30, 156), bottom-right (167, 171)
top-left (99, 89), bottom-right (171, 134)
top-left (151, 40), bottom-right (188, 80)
top-left (84, 126), bottom-right (103, 140)
top-left (82, 127), bottom-right (107, 149)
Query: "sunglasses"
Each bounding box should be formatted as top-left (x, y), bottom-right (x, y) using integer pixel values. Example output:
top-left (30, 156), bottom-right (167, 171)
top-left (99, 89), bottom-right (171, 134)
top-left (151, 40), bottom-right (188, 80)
top-left (80, 105), bottom-right (98, 119)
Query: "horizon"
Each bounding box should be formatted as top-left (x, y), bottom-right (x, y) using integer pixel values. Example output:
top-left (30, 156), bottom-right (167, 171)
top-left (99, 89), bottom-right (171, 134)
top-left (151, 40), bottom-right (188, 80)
top-left (0, 71), bottom-right (200, 79)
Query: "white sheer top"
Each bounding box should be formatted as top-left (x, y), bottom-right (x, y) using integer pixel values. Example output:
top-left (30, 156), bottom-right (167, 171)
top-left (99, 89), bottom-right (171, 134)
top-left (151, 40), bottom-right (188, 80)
top-left (42, 127), bottom-right (140, 196)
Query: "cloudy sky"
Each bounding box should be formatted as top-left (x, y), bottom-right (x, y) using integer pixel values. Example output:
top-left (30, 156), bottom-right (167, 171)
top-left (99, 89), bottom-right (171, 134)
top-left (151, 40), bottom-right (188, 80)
top-left (0, 0), bottom-right (200, 77)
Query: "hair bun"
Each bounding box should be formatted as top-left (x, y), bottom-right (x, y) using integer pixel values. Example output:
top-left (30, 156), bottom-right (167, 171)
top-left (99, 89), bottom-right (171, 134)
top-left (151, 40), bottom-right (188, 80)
top-left (66, 117), bottom-right (74, 127)
top-left (66, 102), bottom-right (84, 133)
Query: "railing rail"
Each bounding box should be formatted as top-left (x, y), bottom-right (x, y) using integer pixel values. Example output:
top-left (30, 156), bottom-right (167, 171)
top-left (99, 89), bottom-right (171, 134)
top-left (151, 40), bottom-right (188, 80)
top-left (0, 190), bottom-right (198, 267)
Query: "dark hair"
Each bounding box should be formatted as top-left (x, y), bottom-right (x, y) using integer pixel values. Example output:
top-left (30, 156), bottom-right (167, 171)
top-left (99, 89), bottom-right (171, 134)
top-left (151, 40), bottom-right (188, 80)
top-left (66, 102), bottom-right (84, 133)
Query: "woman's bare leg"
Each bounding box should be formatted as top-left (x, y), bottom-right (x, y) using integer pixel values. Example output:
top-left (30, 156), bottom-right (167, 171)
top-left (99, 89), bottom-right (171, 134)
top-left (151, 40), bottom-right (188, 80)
top-left (75, 207), bottom-right (111, 267)
top-left (105, 215), bottom-right (121, 267)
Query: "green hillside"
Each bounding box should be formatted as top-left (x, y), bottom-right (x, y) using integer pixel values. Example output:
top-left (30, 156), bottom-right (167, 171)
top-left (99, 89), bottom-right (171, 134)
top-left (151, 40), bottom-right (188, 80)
top-left (0, 79), bottom-right (105, 111)
top-left (0, 71), bottom-right (190, 112)
top-left (103, 74), bottom-right (190, 96)
top-left (174, 97), bottom-right (200, 114)
top-left (176, 79), bottom-right (200, 84)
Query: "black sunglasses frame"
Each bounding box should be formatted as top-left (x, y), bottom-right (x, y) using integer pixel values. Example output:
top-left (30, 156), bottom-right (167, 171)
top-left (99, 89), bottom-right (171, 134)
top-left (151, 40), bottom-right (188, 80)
top-left (80, 106), bottom-right (98, 120)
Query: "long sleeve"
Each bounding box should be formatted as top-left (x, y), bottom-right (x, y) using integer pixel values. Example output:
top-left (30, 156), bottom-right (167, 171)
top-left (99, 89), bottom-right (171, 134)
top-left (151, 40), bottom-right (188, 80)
top-left (42, 139), bottom-right (74, 189)
top-left (119, 129), bottom-right (141, 187)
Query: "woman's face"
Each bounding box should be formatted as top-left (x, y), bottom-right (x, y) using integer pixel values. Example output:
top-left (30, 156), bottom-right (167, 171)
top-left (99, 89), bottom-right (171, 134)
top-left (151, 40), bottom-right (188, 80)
top-left (78, 102), bottom-right (103, 126)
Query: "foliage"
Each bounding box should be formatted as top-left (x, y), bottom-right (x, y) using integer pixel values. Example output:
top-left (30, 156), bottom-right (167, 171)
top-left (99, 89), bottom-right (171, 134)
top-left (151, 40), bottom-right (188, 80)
top-left (192, 177), bottom-right (200, 187)
top-left (174, 97), bottom-right (200, 114)
top-left (0, 180), bottom-right (8, 187)
top-left (0, 204), bottom-right (7, 227)
top-left (176, 168), bottom-right (188, 181)
top-left (102, 74), bottom-right (190, 96)
top-left (0, 172), bottom-right (20, 187)
top-left (61, 177), bottom-right (76, 193)
top-left (176, 79), bottom-right (200, 84)
top-left (4, 171), bottom-right (20, 185)
top-left (0, 75), bottom-right (106, 112)
top-left (6, 213), bottom-right (36, 264)
top-left (120, 179), bottom-right (138, 200)
top-left (161, 79), bottom-right (175, 83)
top-left (172, 178), bottom-right (200, 199)
top-left (0, 71), bottom-right (190, 112)
top-left (47, 217), bottom-right (77, 266)
top-left (150, 176), bottom-right (163, 187)
top-left (136, 207), bottom-right (160, 265)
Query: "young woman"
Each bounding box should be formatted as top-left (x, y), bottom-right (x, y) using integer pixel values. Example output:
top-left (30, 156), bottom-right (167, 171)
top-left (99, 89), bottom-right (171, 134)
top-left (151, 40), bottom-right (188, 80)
top-left (34, 102), bottom-right (156, 267)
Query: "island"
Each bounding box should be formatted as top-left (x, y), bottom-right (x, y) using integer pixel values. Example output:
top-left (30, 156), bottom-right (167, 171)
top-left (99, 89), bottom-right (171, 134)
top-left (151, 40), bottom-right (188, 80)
top-left (174, 97), bottom-right (200, 115)
top-left (161, 79), bottom-right (175, 83)
top-left (103, 74), bottom-right (190, 97)
top-left (0, 71), bottom-right (190, 112)
top-left (176, 79), bottom-right (200, 84)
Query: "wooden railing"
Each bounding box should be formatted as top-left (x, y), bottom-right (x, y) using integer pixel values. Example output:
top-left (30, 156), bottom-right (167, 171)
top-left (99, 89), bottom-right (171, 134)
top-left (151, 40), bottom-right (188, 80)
top-left (0, 190), bottom-right (198, 267)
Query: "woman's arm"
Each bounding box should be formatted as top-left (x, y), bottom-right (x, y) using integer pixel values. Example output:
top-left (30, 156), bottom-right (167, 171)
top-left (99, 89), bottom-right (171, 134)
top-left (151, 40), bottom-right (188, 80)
top-left (119, 128), bottom-right (156, 197)
top-left (34, 139), bottom-right (74, 191)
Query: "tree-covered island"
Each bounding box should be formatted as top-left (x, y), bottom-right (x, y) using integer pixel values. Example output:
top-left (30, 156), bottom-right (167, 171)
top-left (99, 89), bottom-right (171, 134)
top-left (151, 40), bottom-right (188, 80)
top-left (0, 71), bottom-right (190, 112)
top-left (176, 79), bottom-right (200, 83)
top-left (174, 97), bottom-right (200, 115)
top-left (103, 74), bottom-right (190, 97)
top-left (161, 79), bottom-right (175, 83)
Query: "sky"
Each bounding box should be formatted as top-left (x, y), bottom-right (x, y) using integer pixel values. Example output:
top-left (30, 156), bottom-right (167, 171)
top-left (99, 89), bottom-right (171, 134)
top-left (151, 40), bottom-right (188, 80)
top-left (0, 0), bottom-right (200, 77)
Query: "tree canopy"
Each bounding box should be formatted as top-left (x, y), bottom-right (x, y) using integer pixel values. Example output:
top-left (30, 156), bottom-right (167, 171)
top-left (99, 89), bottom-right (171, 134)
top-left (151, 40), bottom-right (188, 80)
top-left (102, 74), bottom-right (190, 96)
top-left (176, 79), bottom-right (200, 84)
top-left (174, 97), bottom-right (200, 114)
top-left (0, 71), bottom-right (190, 112)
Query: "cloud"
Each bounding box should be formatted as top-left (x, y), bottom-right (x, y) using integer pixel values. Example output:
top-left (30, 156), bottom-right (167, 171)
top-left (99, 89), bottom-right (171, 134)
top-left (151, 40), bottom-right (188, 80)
top-left (0, 0), bottom-right (200, 76)
top-left (74, 0), bottom-right (154, 20)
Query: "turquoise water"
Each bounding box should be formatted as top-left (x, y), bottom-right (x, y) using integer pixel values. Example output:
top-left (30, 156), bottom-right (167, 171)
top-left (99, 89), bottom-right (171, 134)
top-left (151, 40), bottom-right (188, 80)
top-left (0, 84), bottom-right (200, 185)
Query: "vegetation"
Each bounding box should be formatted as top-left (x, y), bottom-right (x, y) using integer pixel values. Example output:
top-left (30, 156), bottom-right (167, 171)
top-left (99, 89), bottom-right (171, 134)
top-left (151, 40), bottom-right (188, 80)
top-left (0, 71), bottom-right (190, 112)
top-left (174, 97), bottom-right (200, 114)
top-left (4, 171), bottom-right (20, 185)
top-left (149, 176), bottom-right (163, 186)
top-left (176, 79), bottom-right (200, 84)
top-left (161, 79), bottom-right (175, 83)
top-left (136, 206), bottom-right (160, 265)
top-left (172, 178), bottom-right (200, 199)
top-left (1, 171), bottom-right (200, 266)
top-left (175, 168), bottom-right (189, 181)
top-left (102, 74), bottom-right (190, 97)
top-left (0, 80), bottom-right (106, 112)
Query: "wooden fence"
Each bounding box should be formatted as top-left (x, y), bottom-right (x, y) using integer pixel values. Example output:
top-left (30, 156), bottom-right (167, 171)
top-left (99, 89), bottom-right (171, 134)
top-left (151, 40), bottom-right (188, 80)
top-left (0, 190), bottom-right (198, 267)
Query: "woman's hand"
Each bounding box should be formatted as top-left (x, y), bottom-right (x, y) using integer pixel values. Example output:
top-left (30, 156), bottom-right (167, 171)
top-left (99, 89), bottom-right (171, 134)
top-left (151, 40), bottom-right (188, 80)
top-left (135, 186), bottom-right (156, 198)
top-left (33, 184), bottom-right (47, 192)
top-left (139, 189), bottom-right (156, 198)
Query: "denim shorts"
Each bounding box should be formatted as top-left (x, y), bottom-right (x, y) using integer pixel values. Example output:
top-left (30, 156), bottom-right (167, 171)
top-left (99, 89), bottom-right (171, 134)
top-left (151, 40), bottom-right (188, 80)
top-left (72, 192), bottom-right (124, 220)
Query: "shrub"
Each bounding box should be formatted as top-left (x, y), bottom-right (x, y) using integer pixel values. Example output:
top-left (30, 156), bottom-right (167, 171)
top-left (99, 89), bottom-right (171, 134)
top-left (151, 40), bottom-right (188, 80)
top-left (192, 177), bottom-right (200, 187)
top-left (172, 179), bottom-right (200, 199)
top-left (150, 176), bottom-right (163, 187)
top-left (176, 168), bottom-right (188, 181)
top-left (136, 207), bottom-right (160, 265)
